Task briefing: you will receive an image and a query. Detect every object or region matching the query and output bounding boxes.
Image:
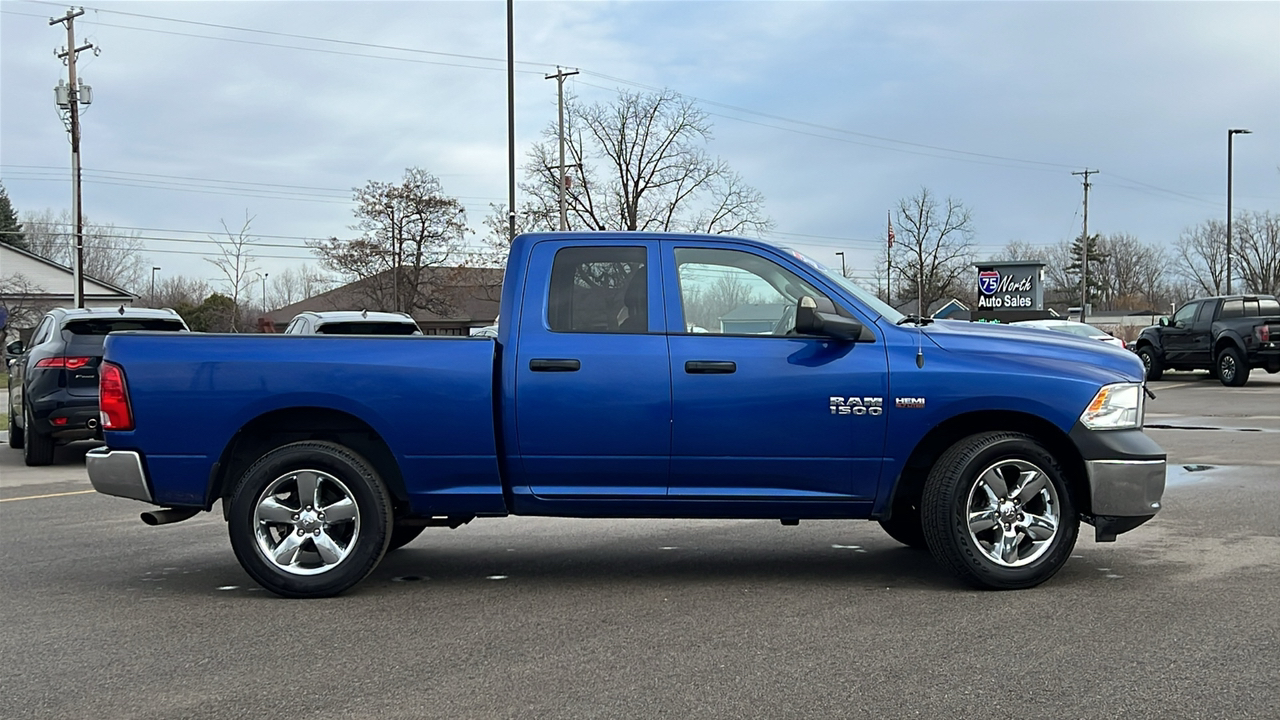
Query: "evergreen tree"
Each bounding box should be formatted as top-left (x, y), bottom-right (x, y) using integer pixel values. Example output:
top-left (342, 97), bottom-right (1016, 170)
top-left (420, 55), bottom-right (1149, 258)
top-left (1066, 232), bottom-right (1107, 302)
top-left (0, 182), bottom-right (27, 250)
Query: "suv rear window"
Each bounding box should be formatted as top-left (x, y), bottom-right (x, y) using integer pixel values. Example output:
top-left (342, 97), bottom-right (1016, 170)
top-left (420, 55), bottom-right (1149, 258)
top-left (64, 319), bottom-right (187, 334)
top-left (315, 322), bottom-right (419, 335)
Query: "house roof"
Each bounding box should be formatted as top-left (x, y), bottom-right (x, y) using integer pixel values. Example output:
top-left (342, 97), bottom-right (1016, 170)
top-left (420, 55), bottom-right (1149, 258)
top-left (0, 242), bottom-right (136, 299)
top-left (267, 266), bottom-right (503, 326)
top-left (894, 297), bottom-right (970, 317)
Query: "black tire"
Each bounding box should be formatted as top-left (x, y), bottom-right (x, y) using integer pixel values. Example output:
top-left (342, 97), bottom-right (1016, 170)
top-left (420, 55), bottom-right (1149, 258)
top-left (7, 399), bottom-right (23, 450)
top-left (878, 506), bottom-right (927, 549)
top-left (1137, 346), bottom-right (1162, 381)
top-left (22, 405), bottom-right (53, 466)
top-left (227, 440), bottom-right (394, 598)
top-left (1216, 346), bottom-right (1249, 387)
top-left (921, 432), bottom-right (1079, 590)
top-left (387, 523), bottom-right (426, 551)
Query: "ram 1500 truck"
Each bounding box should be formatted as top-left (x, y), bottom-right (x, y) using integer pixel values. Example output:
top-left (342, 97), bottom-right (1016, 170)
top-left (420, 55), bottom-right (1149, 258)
top-left (1132, 294), bottom-right (1280, 386)
top-left (87, 232), bottom-right (1166, 598)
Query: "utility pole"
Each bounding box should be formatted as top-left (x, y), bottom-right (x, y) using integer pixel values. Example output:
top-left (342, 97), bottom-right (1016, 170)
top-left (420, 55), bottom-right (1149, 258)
top-left (1226, 128), bottom-right (1252, 294)
top-left (506, 0), bottom-right (516, 242)
top-left (1072, 169), bottom-right (1098, 323)
top-left (545, 66), bottom-right (579, 231)
top-left (51, 7), bottom-right (95, 308)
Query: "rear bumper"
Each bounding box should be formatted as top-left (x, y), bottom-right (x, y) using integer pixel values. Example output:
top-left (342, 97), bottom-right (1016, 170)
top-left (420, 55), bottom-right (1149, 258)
top-left (29, 394), bottom-right (101, 441)
top-left (86, 447), bottom-right (153, 503)
top-left (1069, 425), bottom-right (1166, 540)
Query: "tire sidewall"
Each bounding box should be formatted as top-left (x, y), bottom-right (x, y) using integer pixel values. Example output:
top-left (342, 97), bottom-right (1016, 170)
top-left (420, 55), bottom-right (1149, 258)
top-left (1138, 347), bottom-right (1161, 381)
top-left (924, 434), bottom-right (1079, 590)
top-left (228, 441), bottom-right (392, 598)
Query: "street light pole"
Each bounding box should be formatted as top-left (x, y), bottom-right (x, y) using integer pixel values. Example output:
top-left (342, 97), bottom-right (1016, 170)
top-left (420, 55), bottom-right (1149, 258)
top-left (150, 266), bottom-right (160, 306)
top-left (1227, 128), bottom-right (1252, 295)
top-left (835, 251), bottom-right (846, 277)
top-left (261, 272), bottom-right (269, 315)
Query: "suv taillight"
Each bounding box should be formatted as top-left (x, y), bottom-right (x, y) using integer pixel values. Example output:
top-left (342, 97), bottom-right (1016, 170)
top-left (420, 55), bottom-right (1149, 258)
top-left (99, 362), bottom-right (134, 431)
top-left (35, 356), bottom-right (92, 369)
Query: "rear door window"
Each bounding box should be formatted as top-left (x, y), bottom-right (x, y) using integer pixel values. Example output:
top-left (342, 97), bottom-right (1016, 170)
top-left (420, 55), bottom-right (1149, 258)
top-left (1219, 299), bottom-right (1244, 319)
top-left (547, 246), bottom-right (648, 333)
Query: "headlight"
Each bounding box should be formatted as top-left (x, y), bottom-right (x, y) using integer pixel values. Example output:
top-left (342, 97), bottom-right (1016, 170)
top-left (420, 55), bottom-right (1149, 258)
top-left (1080, 382), bottom-right (1144, 430)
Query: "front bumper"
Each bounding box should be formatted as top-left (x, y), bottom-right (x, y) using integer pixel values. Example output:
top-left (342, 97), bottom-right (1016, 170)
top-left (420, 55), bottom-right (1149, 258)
top-left (1069, 425), bottom-right (1166, 541)
top-left (86, 447), bottom-right (153, 503)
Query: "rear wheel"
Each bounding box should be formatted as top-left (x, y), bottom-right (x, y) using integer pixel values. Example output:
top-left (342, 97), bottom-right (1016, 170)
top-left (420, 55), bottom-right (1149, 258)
top-left (22, 405), bottom-right (53, 466)
top-left (1217, 347), bottom-right (1249, 387)
top-left (227, 441), bottom-right (393, 598)
top-left (922, 432), bottom-right (1078, 590)
top-left (1137, 346), bottom-right (1162, 381)
top-left (6, 398), bottom-right (23, 449)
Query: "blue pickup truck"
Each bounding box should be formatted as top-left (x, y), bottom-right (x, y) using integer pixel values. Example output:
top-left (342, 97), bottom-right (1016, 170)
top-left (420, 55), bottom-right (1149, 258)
top-left (87, 232), bottom-right (1165, 598)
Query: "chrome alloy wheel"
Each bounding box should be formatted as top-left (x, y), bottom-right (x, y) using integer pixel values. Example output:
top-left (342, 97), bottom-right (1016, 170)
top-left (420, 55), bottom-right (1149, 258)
top-left (1219, 353), bottom-right (1237, 383)
top-left (965, 459), bottom-right (1060, 568)
top-left (252, 469), bottom-right (361, 576)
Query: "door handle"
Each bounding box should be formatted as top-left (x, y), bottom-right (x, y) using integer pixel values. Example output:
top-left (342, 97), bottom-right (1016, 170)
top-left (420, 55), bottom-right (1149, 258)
top-left (529, 358), bottom-right (581, 372)
top-left (685, 360), bottom-right (736, 374)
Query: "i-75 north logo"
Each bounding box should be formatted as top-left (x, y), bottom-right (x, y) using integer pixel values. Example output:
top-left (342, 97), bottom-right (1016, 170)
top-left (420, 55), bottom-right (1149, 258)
top-left (830, 396), bottom-right (883, 416)
top-left (979, 270), bottom-right (1001, 295)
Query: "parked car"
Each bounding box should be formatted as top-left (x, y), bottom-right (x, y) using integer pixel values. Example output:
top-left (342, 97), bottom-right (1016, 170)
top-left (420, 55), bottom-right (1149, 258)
top-left (88, 232), bottom-right (1164, 598)
top-left (1011, 319), bottom-right (1126, 348)
top-left (283, 310), bottom-right (421, 335)
top-left (6, 307), bottom-right (189, 465)
top-left (1132, 295), bottom-right (1280, 386)
top-left (470, 325), bottom-right (498, 338)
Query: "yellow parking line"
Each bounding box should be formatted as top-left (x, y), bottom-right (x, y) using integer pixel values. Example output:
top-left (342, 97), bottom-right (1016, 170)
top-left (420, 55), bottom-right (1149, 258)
top-left (0, 489), bottom-right (96, 503)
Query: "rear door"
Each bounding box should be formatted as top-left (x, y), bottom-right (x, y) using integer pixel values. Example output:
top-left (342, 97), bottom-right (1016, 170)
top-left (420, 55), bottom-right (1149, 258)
top-left (662, 241), bottom-right (888, 500)
top-left (512, 239), bottom-right (671, 497)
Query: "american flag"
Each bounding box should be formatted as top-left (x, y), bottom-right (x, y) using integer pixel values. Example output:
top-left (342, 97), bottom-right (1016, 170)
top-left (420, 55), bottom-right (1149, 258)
top-left (887, 211), bottom-right (895, 249)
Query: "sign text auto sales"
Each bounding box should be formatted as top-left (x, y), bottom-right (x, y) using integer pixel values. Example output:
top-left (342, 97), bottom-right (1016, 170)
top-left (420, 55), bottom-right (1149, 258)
top-left (976, 272), bottom-right (1036, 309)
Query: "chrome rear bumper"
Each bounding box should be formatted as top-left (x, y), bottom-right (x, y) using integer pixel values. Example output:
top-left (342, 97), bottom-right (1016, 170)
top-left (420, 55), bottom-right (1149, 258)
top-left (86, 448), bottom-right (152, 503)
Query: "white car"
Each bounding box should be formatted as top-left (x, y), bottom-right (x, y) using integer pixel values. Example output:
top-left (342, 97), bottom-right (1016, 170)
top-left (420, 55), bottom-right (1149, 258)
top-left (284, 310), bottom-right (422, 336)
top-left (1011, 319), bottom-right (1125, 348)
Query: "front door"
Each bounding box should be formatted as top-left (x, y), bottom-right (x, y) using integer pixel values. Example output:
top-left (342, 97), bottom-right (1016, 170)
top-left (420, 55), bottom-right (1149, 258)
top-left (513, 239), bottom-right (671, 497)
top-left (1162, 301), bottom-right (1201, 365)
top-left (662, 243), bottom-right (888, 500)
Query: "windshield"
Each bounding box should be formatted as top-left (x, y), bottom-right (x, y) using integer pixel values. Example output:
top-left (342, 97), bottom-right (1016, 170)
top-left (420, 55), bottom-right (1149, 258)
top-left (771, 244), bottom-right (905, 323)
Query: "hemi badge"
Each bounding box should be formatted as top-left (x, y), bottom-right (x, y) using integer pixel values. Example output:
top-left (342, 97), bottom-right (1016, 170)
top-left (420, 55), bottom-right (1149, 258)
top-left (895, 397), bottom-right (926, 409)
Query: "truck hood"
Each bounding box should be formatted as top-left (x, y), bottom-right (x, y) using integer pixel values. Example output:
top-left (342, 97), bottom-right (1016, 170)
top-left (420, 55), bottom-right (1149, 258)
top-left (920, 319), bottom-right (1144, 384)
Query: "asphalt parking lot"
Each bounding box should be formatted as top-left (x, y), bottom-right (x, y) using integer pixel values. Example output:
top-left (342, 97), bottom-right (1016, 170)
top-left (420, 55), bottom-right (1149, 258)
top-left (2, 373), bottom-right (1277, 719)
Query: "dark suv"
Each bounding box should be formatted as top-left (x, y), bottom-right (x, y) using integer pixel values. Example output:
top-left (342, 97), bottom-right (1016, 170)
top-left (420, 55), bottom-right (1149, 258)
top-left (6, 307), bottom-right (188, 465)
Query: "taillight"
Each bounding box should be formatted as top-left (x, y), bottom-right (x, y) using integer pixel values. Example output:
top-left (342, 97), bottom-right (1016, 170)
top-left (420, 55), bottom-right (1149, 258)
top-left (99, 362), bottom-right (134, 431)
top-left (35, 356), bottom-right (93, 369)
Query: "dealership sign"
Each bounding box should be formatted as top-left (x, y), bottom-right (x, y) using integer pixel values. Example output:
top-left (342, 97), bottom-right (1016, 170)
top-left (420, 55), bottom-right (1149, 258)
top-left (973, 261), bottom-right (1045, 313)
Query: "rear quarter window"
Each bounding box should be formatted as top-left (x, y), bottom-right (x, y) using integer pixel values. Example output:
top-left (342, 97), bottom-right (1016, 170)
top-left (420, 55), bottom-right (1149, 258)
top-left (1259, 299), bottom-right (1280, 316)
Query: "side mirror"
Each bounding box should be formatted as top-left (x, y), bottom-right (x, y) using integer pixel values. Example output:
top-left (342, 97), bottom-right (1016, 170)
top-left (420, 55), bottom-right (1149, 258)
top-left (1157, 317), bottom-right (1169, 327)
top-left (795, 296), bottom-right (865, 341)
top-left (5, 340), bottom-right (24, 355)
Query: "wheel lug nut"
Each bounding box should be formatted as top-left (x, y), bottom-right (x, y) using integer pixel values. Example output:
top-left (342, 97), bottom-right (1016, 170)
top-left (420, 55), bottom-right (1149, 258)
top-left (292, 514), bottom-right (299, 521)
top-left (297, 529), bottom-right (304, 536)
top-left (1018, 513), bottom-right (1025, 521)
top-left (313, 529), bottom-right (321, 536)
top-left (318, 512), bottom-right (325, 519)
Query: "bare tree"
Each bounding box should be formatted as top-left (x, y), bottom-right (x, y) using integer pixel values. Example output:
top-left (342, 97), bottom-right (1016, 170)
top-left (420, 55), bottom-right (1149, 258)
top-left (881, 188), bottom-right (976, 311)
top-left (267, 265), bottom-right (335, 310)
top-left (153, 275), bottom-right (212, 311)
top-left (205, 213), bottom-right (259, 332)
top-left (309, 168), bottom-right (468, 315)
top-left (1175, 219), bottom-right (1229, 296)
top-left (503, 89), bottom-right (771, 236)
top-left (1235, 210), bottom-right (1280, 297)
top-left (0, 272), bottom-right (50, 341)
top-left (21, 209), bottom-right (151, 292)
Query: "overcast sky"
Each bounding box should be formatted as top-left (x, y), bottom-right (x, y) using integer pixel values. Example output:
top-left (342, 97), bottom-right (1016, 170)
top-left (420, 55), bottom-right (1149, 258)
top-left (2, 0), bottom-right (1277, 291)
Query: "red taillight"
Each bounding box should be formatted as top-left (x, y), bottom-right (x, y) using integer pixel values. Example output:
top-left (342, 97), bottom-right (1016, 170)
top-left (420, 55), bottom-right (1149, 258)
top-left (99, 362), bottom-right (134, 431)
top-left (35, 356), bottom-right (92, 369)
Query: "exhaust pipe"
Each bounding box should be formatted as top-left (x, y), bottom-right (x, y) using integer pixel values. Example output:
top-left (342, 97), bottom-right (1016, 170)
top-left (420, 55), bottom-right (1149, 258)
top-left (87, 418), bottom-right (99, 430)
top-left (141, 508), bottom-right (200, 526)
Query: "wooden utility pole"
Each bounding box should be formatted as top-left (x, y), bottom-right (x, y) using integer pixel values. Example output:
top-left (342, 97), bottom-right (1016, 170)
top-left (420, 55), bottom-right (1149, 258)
top-left (545, 67), bottom-right (579, 231)
top-left (51, 7), bottom-right (94, 308)
top-left (1072, 169), bottom-right (1098, 323)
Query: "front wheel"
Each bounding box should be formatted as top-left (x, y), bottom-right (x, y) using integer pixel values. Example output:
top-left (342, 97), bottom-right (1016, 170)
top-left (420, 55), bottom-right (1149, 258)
top-left (227, 441), bottom-right (393, 598)
top-left (921, 432), bottom-right (1078, 590)
top-left (1137, 346), bottom-right (1162, 381)
top-left (1217, 347), bottom-right (1249, 387)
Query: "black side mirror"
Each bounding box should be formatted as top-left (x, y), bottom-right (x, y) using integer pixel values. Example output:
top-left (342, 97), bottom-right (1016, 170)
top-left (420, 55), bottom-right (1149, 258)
top-left (795, 296), bottom-right (865, 341)
top-left (5, 340), bottom-right (24, 355)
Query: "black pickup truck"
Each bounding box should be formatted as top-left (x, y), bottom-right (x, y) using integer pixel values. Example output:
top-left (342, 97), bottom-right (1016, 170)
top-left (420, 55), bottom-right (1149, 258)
top-left (1134, 294), bottom-right (1280, 386)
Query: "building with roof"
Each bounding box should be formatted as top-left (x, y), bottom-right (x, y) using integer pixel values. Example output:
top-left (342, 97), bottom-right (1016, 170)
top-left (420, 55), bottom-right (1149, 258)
top-left (1, 242), bottom-right (135, 343)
